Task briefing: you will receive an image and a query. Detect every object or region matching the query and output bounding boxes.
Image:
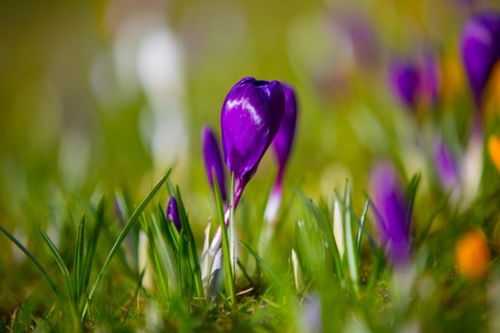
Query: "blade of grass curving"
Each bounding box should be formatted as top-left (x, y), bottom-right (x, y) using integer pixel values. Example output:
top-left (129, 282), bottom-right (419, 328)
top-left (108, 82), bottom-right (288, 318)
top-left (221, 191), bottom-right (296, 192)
top-left (74, 216), bottom-right (85, 301)
top-left (150, 212), bottom-right (179, 293)
top-left (81, 198), bottom-right (106, 300)
top-left (166, 180), bottom-right (176, 198)
top-left (405, 173), bottom-right (420, 229)
top-left (240, 240), bottom-right (278, 283)
top-left (214, 174), bottom-right (235, 306)
top-left (178, 227), bottom-right (189, 296)
top-left (39, 228), bottom-right (73, 296)
top-left (356, 199), bottom-right (370, 257)
top-left (158, 205), bottom-right (179, 258)
top-left (38, 228), bottom-right (76, 323)
top-left (174, 185), bottom-right (204, 299)
top-left (343, 181), bottom-right (359, 294)
top-left (0, 225), bottom-right (62, 301)
top-left (82, 169), bottom-right (171, 321)
top-left (149, 216), bottom-right (173, 298)
top-left (294, 187), bottom-right (321, 222)
top-left (237, 259), bottom-right (255, 287)
top-left (228, 175), bottom-right (236, 280)
top-left (330, 195), bottom-right (345, 279)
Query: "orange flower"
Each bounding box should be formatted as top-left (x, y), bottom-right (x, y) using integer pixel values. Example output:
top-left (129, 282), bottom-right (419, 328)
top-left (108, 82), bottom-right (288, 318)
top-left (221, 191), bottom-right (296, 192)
top-left (455, 229), bottom-right (490, 280)
top-left (488, 135), bottom-right (500, 172)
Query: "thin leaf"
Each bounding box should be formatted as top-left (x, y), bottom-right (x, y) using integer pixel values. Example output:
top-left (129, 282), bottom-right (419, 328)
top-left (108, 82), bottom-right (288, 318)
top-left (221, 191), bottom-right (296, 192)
top-left (174, 185), bottom-right (204, 299)
top-left (39, 228), bottom-right (76, 316)
top-left (73, 215), bottom-right (85, 301)
top-left (356, 199), bottom-right (370, 257)
top-left (81, 199), bottom-right (106, 301)
top-left (343, 181), bottom-right (359, 294)
top-left (214, 174), bottom-right (235, 305)
top-left (81, 169), bottom-right (171, 321)
top-left (240, 240), bottom-right (279, 283)
top-left (0, 225), bottom-right (62, 301)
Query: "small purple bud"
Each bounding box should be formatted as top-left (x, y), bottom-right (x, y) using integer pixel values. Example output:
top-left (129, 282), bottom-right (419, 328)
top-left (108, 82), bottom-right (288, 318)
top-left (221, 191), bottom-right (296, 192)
top-left (461, 11), bottom-right (500, 107)
top-left (370, 161), bottom-right (411, 267)
top-left (433, 138), bottom-right (460, 190)
top-left (166, 197), bottom-right (181, 232)
top-left (202, 126), bottom-right (227, 201)
top-left (272, 83), bottom-right (298, 178)
top-left (221, 77), bottom-right (285, 197)
top-left (388, 60), bottom-right (421, 110)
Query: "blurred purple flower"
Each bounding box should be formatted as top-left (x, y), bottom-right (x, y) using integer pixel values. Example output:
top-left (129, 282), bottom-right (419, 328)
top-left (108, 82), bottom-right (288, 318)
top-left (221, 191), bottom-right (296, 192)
top-left (461, 11), bottom-right (500, 107)
top-left (370, 162), bottom-right (412, 267)
top-left (221, 77), bottom-right (285, 203)
top-left (433, 138), bottom-right (460, 190)
top-left (166, 197), bottom-right (181, 232)
top-left (335, 11), bottom-right (379, 67)
top-left (300, 295), bottom-right (322, 333)
top-left (388, 52), bottom-right (441, 110)
top-left (388, 60), bottom-right (421, 110)
top-left (202, 126), bottom-right (227, 201)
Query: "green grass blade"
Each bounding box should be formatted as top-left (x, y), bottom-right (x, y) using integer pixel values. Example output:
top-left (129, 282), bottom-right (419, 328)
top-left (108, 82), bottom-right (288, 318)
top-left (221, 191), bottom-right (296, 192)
top-left (229, 175), bottom-right (237, 277)
top-left (74, 215), bottom-right (85, 301)
top-left (0, 225), bottom-right (63, 301)
top-left (39, 228), bottom-right (73, 296)
top-left (356, 199), bottom-right (370, 257)
top-left (214, 174), bottom-right (235, 305)
top-left (82, 198), bottom-right (106, 298)
top-left (149, 216), bottom-right (174, 297)
top-left (240, 240), bottom-right (279, 283)
top-left (158, 205), bottom-right (179, 257)
top-left (81, 169), bottom-right (171, 321)
top-left (343, 182), bottom-right (359, 294)
top-left (405, 173), bottom-right (421, 226)
top-left (174, 185), bottom-right (204, 299)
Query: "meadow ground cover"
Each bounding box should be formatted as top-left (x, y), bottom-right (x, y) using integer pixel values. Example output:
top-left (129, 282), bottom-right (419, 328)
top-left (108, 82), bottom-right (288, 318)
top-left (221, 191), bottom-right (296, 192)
top-left (0, 0), bottom-right (499, 331)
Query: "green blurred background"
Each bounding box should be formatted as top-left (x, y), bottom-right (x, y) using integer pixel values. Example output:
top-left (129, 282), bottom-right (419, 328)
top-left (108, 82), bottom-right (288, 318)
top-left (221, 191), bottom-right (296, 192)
top-left (0, 0), bottom-right (474, 190)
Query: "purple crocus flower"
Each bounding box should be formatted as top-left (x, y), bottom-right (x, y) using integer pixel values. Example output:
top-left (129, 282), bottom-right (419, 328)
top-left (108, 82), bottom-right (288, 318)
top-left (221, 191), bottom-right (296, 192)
top-left (388, 60), bottom-right (421, 110)
top-left (433, 138), bottom-right (460, 190)
top-left (166, 197), bottom-right (181, 232)
top-left (461, 11), bottom-right (500, 109)
top-left (264, 83), bottom-right (298, 222)
top-left (370, 162), bottom-right (412, 267)
top-left (202, 126), bottom-right (227, 201)
top-left (221, 77), bottom-right (285, 204)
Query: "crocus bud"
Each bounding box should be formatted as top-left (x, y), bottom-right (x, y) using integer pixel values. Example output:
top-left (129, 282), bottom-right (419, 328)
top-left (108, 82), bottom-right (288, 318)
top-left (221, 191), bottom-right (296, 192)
top-left (272, 83), bottom-right (298, 180)
top-left (332, 199), bottom-right (345, 258)
top-left (388, 60), bottom-right (420, 110)
top-left (461, 11), bottom-right (500, 108)
top-left (433, 138), bottom-right (460, 190)
top-left (166, 197), bottom-right (181, 231)
top-left (202, 126), bottom-right (227, 201)
top-left (221, 77), bottom-right (285, 200)
top-left (262, 84), bottom-right (298, 224)
top-left (370, 162), bottom-right (411, 267)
